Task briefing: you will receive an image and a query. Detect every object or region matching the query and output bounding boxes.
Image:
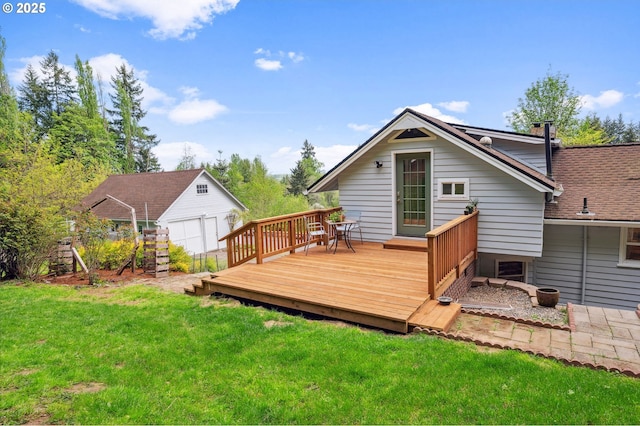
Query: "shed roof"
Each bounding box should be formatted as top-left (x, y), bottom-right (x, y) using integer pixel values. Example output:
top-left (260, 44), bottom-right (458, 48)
top-left (545, 144), bottom-right (640, 222)
top-left (80, 169), bottom-right (244, 221)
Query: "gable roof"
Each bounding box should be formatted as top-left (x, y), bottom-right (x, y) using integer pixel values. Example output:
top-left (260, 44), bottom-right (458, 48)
top-left (545, 144), bottom-right (640, 222)
top-left (80, 169), bottom-right (245, 221)
top-left (308, 108), bottom-right (558, 193)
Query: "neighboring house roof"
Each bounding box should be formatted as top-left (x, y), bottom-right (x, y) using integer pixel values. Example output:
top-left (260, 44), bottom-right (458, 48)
top-left (545, 144), bottom-right (640, 222)
top-left (80, 169), bottom-right (245, 221)
top-left (308, 108), bottom-right (558, 193)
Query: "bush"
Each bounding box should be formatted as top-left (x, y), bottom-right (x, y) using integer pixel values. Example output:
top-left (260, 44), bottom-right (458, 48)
top-left (168, 242), bottom-right (191, 273)
top-left (102, 240), bottom-right (135, 270)
top-left (0, 203), bottom-right (65, 280)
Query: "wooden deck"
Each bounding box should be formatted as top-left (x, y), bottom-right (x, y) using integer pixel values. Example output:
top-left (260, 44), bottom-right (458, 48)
top-left (195, 241), bottom-right (460, 333)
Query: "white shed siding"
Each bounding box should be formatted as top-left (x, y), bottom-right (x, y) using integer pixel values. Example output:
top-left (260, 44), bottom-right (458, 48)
top-left (535, 224), bottom-right (640, 310)
top-left (337, 135), bottom-right (545, 256)
top-left (157, 173), bottom-right (240, 253)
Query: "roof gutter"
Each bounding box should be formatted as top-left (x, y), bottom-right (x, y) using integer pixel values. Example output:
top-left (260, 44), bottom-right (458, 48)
top-left (544, 218), bottom-right (640, 227)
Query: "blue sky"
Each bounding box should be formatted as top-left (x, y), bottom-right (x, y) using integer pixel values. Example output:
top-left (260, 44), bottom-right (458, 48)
top-left (2, 0), bottom-right (639, 174)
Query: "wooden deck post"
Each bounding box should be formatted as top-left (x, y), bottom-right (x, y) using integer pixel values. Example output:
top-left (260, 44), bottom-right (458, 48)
top-left (426, 235), bottom-right (436, 298)
top-left (256, 224), bottom-right (264, 264)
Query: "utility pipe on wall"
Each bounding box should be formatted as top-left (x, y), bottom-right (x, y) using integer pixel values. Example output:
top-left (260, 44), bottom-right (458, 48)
top-left (580, 225), bottom-right (588, 304)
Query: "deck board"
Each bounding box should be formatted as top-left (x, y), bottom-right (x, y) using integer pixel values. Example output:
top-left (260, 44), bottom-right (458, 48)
top-left (202, 242), bottom-right (458, 333)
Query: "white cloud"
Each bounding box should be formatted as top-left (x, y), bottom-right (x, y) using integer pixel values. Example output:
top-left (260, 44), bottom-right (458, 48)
top-left (315, 145), bottom-right (358, 172)
top-left (168, 98), bottom-right (228, 124)
top-left (255, 58), bottom-right (283, 71)
top-left (71, 0), bottom-right (239, 40)
top-left (88, 53), bottom-right (174, 110)
top-left (580, 90), bottom-right (624, 110)
top-left (153, 141), bottom-right (215, 170)
top-left (347, 123), bottom-right (378, 134)
top-left (265, 144), bottom-right (356, 175)
top-left (253, 48), bottom-right (304, 71)
top-left (393, 102), bottom-right (465, 124)
top-left (288, 51), bottom-right (304, 63)
top-left (8, 55), bottom-right (44, 84)
top-left (438, 100), bottom-right (469, 113)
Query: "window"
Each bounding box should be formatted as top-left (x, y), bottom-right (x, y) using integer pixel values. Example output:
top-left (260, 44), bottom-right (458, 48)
top-left (437, 178), bottom-right (469, 200)
top-left (619, 227), bottom-right (640, 268)
top-left (196, 184), bottom-right (208, 194)
top-left (496, 260), bottom-right (526, 282)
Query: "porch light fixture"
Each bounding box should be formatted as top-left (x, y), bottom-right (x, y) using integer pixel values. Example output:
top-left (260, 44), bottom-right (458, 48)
top-left (374, 160), bottom-right (383, 168)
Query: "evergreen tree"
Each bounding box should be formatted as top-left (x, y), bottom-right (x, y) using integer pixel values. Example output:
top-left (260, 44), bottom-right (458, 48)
top-left (18, 64), bottom-right (51, 138)
top-left (40, 51), bottom-right (76, 115)
top-left (205, 150), bottom-right (230, 189)
top-left (564, 114), bottom-right (611, 146)
top-left (287, 161), bottom-right (308, 196)
top-left (287, 140), bottom-right (324, 197)
top-left (108, 64), bottom-right (160, 173)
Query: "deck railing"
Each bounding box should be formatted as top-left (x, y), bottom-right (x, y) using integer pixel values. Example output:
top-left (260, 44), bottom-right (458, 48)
top-left (426, 210), bottom-right (478, 298)
top-left (220, 207), bottom-right (342, 268)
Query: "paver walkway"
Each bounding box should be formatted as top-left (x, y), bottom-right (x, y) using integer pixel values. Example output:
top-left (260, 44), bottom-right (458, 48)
top-left (135, 272), bottom-right (640, 377)
top-left (449, 304), bottom-right (640, 377)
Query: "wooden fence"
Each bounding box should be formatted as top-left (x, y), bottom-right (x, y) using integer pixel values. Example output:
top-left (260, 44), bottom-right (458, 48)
top-left (143, 228), bottom-right (170, 278)
top-left (426, 210), bottom-right (478, 298)
top-left (220, 207), bottom-right (342, 268)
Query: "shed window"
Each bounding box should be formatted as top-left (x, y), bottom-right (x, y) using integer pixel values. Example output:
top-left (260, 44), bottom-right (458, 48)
top-left (619, 228), bottom-right (640, 268)
top-left (196, 184), bottom-right (208, 194)
top-left (437, 178), bottom-right (469, 200)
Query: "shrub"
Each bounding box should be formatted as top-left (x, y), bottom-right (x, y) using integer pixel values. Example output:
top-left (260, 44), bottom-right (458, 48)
top-left (0, 203), bottom-right (66, 280)
top-left (168, 242), bottom-right (191, 273)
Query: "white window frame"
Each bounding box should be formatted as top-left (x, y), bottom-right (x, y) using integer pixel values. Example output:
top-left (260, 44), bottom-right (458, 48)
top-left (196, 184), bottom-right (208, 195)
top-left (618, 227), bottom-right (640, 268)
top-left (437, 178), bottom-right (469, 200)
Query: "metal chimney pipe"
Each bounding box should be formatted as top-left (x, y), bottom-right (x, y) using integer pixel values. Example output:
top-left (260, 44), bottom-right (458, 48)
top-left (544, 121), bottom-right (553, 178)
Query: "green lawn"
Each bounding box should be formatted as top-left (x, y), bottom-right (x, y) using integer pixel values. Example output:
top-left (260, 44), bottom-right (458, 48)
top-left (1, 282), bottom-right (638, 424)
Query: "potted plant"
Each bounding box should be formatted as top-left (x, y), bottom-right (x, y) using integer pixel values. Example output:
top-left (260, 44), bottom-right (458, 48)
top-left (536, 287), bottom-right (560, 307)
top-left (328, 210), bottom-right (344, 222)
top-left (464, 198), bottom-right (478, 215)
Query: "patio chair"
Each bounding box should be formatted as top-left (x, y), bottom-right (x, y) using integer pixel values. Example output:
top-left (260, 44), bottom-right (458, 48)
top-left (304, 217), bottom-right (328, 255)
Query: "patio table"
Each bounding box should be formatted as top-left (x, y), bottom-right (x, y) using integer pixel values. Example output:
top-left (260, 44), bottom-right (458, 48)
top-left (326, 219), bottom-right (357, 254)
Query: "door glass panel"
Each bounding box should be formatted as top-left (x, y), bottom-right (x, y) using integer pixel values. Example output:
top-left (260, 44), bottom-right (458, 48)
top-left (402, 158), bottom-right (427, 226)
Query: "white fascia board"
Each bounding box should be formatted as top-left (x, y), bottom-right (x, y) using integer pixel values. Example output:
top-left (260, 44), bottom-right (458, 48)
top-left (544, 219), bottom-right (640, 228)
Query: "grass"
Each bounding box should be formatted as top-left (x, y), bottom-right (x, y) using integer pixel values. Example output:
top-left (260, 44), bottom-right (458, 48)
top-left (1, 282), bottom-right (639, 424)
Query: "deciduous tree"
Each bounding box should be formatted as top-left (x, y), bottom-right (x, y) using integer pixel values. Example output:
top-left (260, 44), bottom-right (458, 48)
top-left (507, 69), bottom-right (582, 137)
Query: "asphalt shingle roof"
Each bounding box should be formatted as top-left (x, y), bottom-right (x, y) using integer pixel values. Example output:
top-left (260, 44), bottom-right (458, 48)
top-left (80, 169), bottom-right (204, 221)
top-left (545, 144), bottom-right (640, 222)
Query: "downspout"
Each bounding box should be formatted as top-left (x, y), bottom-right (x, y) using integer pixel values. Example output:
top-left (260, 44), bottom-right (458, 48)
top-left (580, 226), bottom-right (588, 304)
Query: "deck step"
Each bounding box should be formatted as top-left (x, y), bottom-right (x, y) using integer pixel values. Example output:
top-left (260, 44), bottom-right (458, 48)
top-left (408, 300), bottom-right (461, 332)
top-left (383, 238), bottom-right (428, 252)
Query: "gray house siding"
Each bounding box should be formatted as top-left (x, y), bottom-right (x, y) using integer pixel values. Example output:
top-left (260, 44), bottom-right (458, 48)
top-left (535, 224), bottom-right (640, 310)
top-left (338, 132), bottom-right (546, 257)
top-left (491, 139), bottom-right (547, 173)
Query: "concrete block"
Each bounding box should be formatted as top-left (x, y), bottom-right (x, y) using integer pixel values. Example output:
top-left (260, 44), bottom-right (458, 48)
top-left (488, 278), bottom-right (507, 288)
top-left (471, 276), bottom-right (488, 287)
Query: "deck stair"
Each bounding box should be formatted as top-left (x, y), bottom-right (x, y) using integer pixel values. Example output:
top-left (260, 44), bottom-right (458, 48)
top-left (408, 300), bottom-right (461, 332)
top-left (383, 238), bottom-right (428, 252)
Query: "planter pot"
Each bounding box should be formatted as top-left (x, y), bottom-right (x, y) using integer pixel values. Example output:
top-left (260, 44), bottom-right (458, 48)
top-left (536, 287), bottom-right (560, 308)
